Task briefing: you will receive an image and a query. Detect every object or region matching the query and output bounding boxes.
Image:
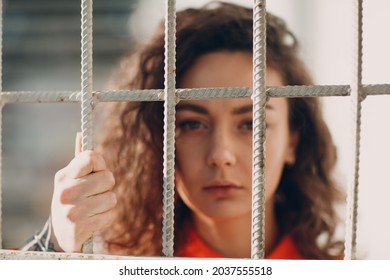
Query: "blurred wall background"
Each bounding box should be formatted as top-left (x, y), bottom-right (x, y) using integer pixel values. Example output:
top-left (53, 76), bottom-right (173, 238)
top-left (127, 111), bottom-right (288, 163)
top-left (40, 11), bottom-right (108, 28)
top-left (2, 0), bottom-right (138, 248)
top-left (2, 0), bottom-right (390, 259)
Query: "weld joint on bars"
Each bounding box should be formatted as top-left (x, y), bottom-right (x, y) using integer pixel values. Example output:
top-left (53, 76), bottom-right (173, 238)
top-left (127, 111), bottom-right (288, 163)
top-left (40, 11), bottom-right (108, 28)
top-left (3, 84), bottom-right (390, 104)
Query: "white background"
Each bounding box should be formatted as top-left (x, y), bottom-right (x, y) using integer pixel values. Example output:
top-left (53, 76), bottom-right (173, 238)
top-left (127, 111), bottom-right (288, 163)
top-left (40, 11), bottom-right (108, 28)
top-left (1, 259), bottom-right (390, 279)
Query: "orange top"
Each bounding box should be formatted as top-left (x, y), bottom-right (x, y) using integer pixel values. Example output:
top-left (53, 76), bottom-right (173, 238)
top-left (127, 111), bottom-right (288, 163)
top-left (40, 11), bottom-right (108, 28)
top-left (175, 223), bottom-right (304, 259)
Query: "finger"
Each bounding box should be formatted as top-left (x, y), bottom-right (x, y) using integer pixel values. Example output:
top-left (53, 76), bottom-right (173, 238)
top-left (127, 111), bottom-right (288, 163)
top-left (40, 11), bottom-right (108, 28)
top-left (59, 170), bottom-right (115, 203)
top-left (72, 191), bottom-right (117, 219)
top-left (88, 210), bottom-right (115, 234)
top-left (85, 191), bottom-right (117, 216)
top-left (75, 132), bottom-right (82, 156)
top-left (62, 151), bottom-right (107, 179)
top-left (75, 210), bottom-right (115, 244)
top-left (55, 151), bottom-right (106, 182)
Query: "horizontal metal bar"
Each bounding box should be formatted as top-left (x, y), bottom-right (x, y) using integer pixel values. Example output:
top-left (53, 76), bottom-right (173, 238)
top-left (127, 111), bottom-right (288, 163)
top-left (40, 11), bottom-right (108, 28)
top-left (177, 87), bottom-right (252, 99)
top-left (0, 249), bottom-right (154, 260)
top-left (97, 89), bottom-right (164, 102)
top-left (0, 91), bottom-right (80, 103)
top-left (178, 85), bottom-right (351, 99)
top-left (0, 90), bottom-right (164, 103)
top-left (363, 84), bottom-right (390, 96)
top-left (268, 85), bottom-right (351, 98)
top-left (1, 84), bottom-right (387, 105)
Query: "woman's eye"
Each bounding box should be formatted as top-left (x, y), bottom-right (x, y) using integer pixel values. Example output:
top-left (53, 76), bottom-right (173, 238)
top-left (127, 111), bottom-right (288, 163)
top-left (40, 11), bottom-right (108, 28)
top-left (240, 120), bottom-right (271, 130)
top-left (177, 120), bottom-right (204, 130)
top-left (240, 120), bottom-right (253, 130)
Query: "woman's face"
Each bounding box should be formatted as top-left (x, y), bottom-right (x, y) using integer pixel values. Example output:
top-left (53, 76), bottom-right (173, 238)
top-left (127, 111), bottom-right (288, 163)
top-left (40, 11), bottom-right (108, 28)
top-left (175, 51), bottom-right (298, 221)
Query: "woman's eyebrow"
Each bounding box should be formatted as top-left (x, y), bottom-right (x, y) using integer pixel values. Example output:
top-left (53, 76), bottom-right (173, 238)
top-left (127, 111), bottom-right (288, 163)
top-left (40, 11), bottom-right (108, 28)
top-left (176, 103), bottom-right (208, 114)
top-left (232, 104), bottom-right (274, 114)
top-left (232, 104), bottom-right (253, 115)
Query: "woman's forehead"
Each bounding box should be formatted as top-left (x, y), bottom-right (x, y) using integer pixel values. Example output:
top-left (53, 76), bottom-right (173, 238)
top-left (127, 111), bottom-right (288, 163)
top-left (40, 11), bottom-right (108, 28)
top-left (177, 97), bottom-right (287, 113)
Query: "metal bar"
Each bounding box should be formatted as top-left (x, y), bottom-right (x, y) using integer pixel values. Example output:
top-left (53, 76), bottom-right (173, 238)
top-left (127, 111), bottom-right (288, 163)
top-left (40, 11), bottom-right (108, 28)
top-left (80, 0), bottom-right (94, 151)
top-left (178, 85), bottom-right (351, 99)
top-left (251, 0), bottom-right (267, 259)
top-left (0, 91), bottom-right (81, 103)
top-left (0, 105), bottom-right (3, 249)
top-left (80, 0), bottom-right (94, 254)
top-left (0, 85), bottom-right (352, 104)
top-left (0, 249), bottom-right (152, 260)
top-left (268, 85), bottom-right (351, 98)
top-left (0, 0), bottom-right (3, 249)
top-left (362, 84), bottom-right (390, 96)
top-left (96, 89), bottom-right (164, 102)
top-left (344, 0), bottom-right (364, 260)
top-left (161, 0), bottom-right (176, 257)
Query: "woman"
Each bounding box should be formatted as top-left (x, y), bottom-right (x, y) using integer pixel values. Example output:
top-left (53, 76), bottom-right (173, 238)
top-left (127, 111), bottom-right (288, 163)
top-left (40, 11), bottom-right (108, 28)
top-left (23, 1), bottom-right (344, 259)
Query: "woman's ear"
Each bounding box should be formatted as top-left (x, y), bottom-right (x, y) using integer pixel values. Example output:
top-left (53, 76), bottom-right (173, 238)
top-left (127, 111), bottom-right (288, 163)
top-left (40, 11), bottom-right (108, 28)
top-left (285, 131), bottom-right (299, 165)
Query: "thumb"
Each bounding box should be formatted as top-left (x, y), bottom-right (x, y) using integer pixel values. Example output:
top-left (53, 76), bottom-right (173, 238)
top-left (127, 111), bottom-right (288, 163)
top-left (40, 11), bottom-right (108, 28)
top-left (75, 132), bottom-right (82, 156)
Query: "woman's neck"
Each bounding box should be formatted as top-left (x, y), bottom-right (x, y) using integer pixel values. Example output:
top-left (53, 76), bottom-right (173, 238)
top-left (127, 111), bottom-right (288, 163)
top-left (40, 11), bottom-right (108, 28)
top-left (192, 200), bottom-right (280, 258)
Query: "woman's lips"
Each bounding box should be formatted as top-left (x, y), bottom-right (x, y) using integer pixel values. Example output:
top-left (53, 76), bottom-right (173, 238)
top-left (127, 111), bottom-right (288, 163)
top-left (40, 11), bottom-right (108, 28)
top-left (203, 180), bottom-right (243, 197)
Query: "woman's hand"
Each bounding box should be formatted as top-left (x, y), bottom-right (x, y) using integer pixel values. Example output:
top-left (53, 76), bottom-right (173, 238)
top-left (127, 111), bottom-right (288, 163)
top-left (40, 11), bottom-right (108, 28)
top-left (50, 134), bottom-right (117, 252)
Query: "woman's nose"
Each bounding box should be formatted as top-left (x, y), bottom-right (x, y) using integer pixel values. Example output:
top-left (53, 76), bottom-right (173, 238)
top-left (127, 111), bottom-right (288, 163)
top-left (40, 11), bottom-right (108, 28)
top-left (206, 129), bottom-right (237, 167)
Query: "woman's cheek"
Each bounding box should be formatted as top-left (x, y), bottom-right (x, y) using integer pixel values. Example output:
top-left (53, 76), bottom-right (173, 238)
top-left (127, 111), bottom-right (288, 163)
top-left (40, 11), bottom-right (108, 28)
top-left (264, 131), bottom-right (286, 196)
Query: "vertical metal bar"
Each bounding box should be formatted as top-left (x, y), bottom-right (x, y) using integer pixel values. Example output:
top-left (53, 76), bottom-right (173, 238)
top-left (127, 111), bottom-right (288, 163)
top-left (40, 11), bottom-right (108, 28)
top-left (0, 0), bottom-right (3, 249)
top-left (344, 0), bottom-right (364, 260)
top-left (80, 0), bottom-right (94, 254)
top-left (162, 0), bottom-right (176, 257)
top-left (251, 0), bottom-right (267, 259)
top-left (0, 106), bottom-right (2, 249)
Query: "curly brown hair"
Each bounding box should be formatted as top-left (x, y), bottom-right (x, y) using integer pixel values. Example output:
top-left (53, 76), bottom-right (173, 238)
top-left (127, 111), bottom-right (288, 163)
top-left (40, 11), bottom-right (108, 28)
top-left (96, 1), bottom-right (344, 259)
